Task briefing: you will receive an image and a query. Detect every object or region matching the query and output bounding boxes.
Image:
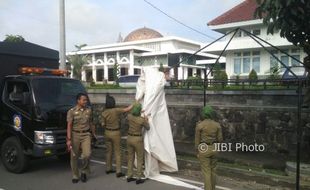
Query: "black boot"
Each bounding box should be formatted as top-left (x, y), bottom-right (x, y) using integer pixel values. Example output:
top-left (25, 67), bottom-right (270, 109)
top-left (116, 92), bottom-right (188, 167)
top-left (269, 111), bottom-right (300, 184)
top-left (116, 172), bottom-right (125, 178)
top-left (81, 173), bottom-right (87, 183)
top-left (106, 170), bottom-right (116, 174)
top-left (72, 179), bottom-right (79, 184)
top-left (127, 177), bottom-right (136, 182)
top-left (136, 178), bottom-right (145, 184)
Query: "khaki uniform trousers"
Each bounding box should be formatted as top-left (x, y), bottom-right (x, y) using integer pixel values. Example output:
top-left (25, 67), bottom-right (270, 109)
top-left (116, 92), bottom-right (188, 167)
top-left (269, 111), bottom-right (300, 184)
top-left (71, 132), bottom-right (91, 179)
top-left (198, 144), bottom-right (218, 190)
top-left (127, 136), bottom-right (144, 178)
top-left (105, 130), bottom-right (122, 173)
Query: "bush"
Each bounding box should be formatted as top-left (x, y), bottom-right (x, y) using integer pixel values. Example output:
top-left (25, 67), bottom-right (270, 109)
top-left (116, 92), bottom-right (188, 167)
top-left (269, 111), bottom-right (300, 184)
top-left (89, 78), bottom-right (95, 87)
top-left (249, 69), bottom-right (258, 85)
top-left (184, 76), bottom-right (203, 88)
top-left (267, 66), bottom-right (281, 80)
top-left (213, 64), bottom-right (228, 89)
top-left (159, 63), bottom-right (164, 72)
top-left (235, 75), bottom-right (240, 86)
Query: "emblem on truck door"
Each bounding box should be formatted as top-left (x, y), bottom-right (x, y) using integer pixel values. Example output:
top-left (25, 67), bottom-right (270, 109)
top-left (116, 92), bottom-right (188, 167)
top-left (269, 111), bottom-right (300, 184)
top-left (13, 114), bottom-right (22, 131)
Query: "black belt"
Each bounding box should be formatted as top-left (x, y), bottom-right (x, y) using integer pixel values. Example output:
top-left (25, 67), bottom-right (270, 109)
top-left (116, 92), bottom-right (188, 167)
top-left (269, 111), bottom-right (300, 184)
top-left (105, 128), bottom-right (120, 131)
top-left (128, 133), bottom-right (142, 137)
top-left (73, 129), bottom-right (90, 133)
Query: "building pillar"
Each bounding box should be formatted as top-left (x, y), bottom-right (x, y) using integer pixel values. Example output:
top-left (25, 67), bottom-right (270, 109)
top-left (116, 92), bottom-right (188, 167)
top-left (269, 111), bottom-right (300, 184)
top-left (92, 65), bottom-right (96, 82)
top-left (116, 51), bottom-right (120, 63)
top-left (91, 54), bottom-right (96, 82)
top-left (81, 69), bottom-right (86, 81)
top-left (184, 67), bottom-right (188, 80)
top-left (104, 52), bottom-right (108, 81)
top-left (178, 66), bottom-right (183, 80)
top-left (129, 50), bottom-right (134, 75)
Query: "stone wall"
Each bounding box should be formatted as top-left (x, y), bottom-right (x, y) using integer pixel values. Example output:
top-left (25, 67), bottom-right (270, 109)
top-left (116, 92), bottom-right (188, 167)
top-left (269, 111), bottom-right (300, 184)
top-left (88, 89), bottom-right (310, 158)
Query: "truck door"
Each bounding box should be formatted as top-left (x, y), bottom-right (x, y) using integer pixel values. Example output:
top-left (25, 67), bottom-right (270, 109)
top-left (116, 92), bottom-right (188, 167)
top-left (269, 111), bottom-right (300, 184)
top-left (2, 79), bottom-right (33, 144)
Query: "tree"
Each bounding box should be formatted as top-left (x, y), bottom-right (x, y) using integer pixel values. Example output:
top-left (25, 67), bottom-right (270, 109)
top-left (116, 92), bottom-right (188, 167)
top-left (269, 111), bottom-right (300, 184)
top-left (266, 65), bottom-right (281, 80)
top-left (213, 64), bottom-right (228, 88)
top-left (159, 63), bottom-right (164, 72)
top-left (4, 35), bottom-right (25, 42)
top-left (67, 44), bottom-right (89, 80)
top-left (249, 69), bottom-right (258, 85)
top-left (255, 0), bottom-right (310, 56)
top-left (113, 61), bottom-right (120, 85)
top-left (67, 54), bottom-right (88, 80)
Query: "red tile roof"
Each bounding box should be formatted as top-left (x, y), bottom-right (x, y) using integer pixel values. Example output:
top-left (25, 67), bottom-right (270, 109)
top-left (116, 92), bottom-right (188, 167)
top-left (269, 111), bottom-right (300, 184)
top-left (208, 0), bottom-right (259, 26)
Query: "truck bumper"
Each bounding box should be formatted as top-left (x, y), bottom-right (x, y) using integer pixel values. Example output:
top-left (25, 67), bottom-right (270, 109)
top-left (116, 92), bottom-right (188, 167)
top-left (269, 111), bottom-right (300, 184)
top-left (32, 143), bottom-right (67, 157)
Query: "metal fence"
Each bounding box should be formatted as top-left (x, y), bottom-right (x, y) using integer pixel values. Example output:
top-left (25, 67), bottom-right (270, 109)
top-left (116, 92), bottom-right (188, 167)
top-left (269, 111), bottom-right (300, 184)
top-left (166, 78), bottom-right (309, 90)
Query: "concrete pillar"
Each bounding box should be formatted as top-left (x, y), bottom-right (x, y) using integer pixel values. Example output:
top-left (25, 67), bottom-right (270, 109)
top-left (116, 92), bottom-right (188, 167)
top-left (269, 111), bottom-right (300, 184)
top-left (104, 53), bottom-right (108, 80)
top-left (116, 51), bottom-right (120, 63)
top-left (129, 50), bottom-right (134, 75)
top-left (92, 65), bottom-right (96, 82)
top-left (91, 54), bottom-right (96, 82)
top-left (81, 70), bottom-right (86, 81)
top-left (178, 66), bottom-right (183, 80)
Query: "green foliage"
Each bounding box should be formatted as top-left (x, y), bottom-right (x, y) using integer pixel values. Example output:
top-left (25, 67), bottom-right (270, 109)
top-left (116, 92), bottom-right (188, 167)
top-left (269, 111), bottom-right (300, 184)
top-left (67, 54), bottom-right (88, 80)
top-left (235, 75), bottom-right (240, 86)
top-left (213, 64), bottom-right (228, 89)
top-left (202, 105), bottom-right (214, 119)
top-left (87, 84), bottom-right (122, 89)
top-left (249, 69), bottom-right (258, 81)
top-left (89, 77), bottom-right (95, 87)
top-left (113, 61), bottom-right (120, 85)
top-left (67, 44), bottom-right (89, 80)
top-left (4, 34), bottom-right (25, 42)
top-left (213, 64), bottom-right (222, 80)
top-left (267, 65), bottom-right (281, 80)
top-left (184, 76), bottom-right (203, 87)
top-left (131, 103), bottom-right (142, 116)
top-left (255, 0), bottom-right (310, 55)
top-left (159, 63), bottom-right (164, 72)
top-left (249, 69), bottom-right (258, 85)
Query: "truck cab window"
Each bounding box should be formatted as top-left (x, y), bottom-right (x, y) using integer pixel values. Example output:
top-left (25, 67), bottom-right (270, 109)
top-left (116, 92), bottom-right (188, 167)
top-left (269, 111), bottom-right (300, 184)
top-left (5, 81), bottom-right (31, 113)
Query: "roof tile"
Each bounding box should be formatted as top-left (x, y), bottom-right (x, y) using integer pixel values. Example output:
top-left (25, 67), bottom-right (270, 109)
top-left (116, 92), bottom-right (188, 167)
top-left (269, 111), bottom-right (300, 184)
top-left (208, 0), bottom-right (259, 26)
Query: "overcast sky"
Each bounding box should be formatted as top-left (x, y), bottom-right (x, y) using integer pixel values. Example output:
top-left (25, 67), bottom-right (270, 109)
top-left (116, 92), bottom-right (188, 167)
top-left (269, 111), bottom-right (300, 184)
top-left (0, 0), bottom-right (244, 51)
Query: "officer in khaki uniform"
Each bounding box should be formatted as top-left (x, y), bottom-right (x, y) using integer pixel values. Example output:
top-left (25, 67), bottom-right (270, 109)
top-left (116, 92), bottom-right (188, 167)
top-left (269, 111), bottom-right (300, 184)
top-left (195, 105), bottom-right (223, 190)
top-left (302, 56), bottom-right (310, 108)
top-left (101, 94), bottom-right (132, 178)
top-left (126, 103), bottom-right (150, 184)
top-left (66, 93), bottom-right (96, 183)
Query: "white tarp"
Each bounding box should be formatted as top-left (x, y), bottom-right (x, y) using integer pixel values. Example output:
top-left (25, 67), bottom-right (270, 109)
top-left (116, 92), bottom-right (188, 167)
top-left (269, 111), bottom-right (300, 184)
top-left (135, 67), bottom-right (201, 190)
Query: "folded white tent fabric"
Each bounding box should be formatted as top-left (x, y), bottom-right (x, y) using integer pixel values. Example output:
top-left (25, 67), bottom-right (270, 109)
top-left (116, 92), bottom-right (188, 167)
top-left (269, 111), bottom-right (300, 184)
top-left (135, 67), bottom-right (201, 190)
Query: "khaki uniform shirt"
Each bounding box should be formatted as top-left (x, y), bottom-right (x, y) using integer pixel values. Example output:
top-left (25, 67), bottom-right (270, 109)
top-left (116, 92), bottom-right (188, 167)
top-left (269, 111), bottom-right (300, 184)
top-left (102, 108), bottom-right (123, 129)
top-left (67, 106), bottom-right (93, 131)
top-left (195, 119), bottom-right (223, 148)
top-left (127, 114), bottom-right (150, 135)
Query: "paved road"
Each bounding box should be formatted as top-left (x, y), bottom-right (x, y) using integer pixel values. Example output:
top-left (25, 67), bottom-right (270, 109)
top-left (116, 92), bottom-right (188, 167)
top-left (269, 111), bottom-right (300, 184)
top-left (0, 157), bottom-right (197, 190)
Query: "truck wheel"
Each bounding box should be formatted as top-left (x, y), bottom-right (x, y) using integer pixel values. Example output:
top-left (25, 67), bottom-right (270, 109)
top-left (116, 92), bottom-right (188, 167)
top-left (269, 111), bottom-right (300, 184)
top-left (1, 137), bottom-right (29, 173)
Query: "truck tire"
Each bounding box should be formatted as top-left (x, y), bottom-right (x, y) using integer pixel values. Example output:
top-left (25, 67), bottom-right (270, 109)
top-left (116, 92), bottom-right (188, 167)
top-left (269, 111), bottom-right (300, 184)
top-left (1, 137), bottom-right (29, 173)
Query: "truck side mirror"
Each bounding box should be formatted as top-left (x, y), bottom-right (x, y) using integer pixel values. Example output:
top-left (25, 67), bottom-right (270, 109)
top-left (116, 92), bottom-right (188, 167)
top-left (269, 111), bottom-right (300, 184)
top-left (22, 92), bottom-right (31, 105)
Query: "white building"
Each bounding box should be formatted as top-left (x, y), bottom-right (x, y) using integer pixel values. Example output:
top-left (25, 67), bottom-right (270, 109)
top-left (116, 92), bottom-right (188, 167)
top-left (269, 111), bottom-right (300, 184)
top-left (67, 27), bottom-right (219, 83)
top-left (205, 0), bottom-right (307, 79)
